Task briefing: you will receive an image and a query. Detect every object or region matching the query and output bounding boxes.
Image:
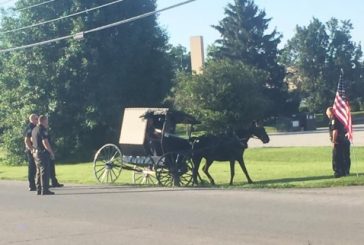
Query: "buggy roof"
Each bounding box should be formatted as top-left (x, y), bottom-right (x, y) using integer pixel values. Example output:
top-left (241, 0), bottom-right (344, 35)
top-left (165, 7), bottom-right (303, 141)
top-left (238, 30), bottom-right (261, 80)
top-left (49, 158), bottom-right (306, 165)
top-left (141, 108), bottom-right (200, 125)
top-left (119, 108), bottom-right (200, 147)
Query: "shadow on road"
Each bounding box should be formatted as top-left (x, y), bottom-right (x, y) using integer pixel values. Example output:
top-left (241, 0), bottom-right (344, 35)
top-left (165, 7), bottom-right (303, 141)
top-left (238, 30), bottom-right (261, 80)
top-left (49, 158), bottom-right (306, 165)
top-left (51, 173), bottom-right (364, 195)
top-left (53, 185), bottom-right (217, 196)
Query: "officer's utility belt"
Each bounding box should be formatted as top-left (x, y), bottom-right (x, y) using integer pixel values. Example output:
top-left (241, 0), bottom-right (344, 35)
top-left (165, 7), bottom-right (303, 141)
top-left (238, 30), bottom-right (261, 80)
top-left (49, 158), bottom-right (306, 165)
top-left (33, 149), bottom-right (47, 154)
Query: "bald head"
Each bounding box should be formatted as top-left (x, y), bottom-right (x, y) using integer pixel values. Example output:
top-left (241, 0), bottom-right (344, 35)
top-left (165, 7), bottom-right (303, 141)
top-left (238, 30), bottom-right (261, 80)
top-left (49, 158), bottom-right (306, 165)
top-left (29, 114), bottom-right (38, 125)
top-left (38, 115), bottom-right (48, 128)
top-left (326, 107), bottom-right (334, 119)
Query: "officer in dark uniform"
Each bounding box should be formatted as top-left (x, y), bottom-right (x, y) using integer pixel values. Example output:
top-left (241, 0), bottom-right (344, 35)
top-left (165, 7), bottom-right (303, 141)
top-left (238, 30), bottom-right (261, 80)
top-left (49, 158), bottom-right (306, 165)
top-left (343, 137), bottom-right (351, 176)
top-left (31, 115), bottom-right (55, 195)
top-left (24, 114), bottom-right (38, 191)
top-left (326, 107), bottom-right (351, 178)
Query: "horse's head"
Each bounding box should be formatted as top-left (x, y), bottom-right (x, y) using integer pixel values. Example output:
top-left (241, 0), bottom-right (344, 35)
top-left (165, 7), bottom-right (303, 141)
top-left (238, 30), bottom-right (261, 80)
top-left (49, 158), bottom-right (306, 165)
top-left (249, 121), bottom-right (270, 144)
top-left (234, 121), bottom-right (270, 145)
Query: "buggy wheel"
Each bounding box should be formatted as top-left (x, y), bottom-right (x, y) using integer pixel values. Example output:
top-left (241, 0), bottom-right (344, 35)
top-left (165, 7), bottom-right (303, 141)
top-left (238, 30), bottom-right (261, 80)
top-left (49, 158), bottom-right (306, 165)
top-left (93, 144), bottom-right (123, 183)
top-left (132, 166), bottom-right (157, 185)
top-left (155, 152), bottom-right (194, 187)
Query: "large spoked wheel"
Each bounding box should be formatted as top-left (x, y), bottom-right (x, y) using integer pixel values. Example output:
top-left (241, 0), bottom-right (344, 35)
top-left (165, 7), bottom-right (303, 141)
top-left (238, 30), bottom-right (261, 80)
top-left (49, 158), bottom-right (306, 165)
top-left (155, 152), bottom-right (194, 187)
top-left (132, 166), bottom-right (157, 185)
top-left (93, 144), bottom-right (123, 183)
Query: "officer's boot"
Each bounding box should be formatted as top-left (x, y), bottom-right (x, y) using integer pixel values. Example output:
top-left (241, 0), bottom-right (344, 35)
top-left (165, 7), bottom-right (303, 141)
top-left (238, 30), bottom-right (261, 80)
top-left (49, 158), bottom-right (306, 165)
top-left (51, 178), bottom-right (64, 188)
top-left (41, 165), bottom-right (54, 195)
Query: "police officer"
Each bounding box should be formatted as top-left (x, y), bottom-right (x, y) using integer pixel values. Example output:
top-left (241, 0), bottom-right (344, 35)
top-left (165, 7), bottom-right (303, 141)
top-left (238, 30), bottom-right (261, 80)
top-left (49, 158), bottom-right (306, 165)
top-left (24, 114), bottom-right (38, 191)
top-left (31, 115), bottom-right (55, 195)
top-left (326, 107), bottom-right (351, 178)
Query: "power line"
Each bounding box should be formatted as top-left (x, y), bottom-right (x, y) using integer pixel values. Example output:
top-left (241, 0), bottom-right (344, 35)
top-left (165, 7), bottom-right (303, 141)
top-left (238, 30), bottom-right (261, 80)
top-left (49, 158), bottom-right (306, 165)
top-left (0, 0), bottom-right (55, 11)
top-left (1, 34), bottom-right (73, 52)
top-left (0, 0), bottom-right (197, 53)
top-left (16, 0), bottom-right (56, 12)
top-left (1, 0), bottom-right (126, 34)
top-left (85, 0), bottom-right (196, 35)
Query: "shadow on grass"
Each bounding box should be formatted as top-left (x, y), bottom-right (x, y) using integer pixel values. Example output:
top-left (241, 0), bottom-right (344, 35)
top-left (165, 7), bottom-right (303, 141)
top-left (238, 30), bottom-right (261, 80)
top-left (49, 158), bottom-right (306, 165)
top-left (255, 175), bottom-right (335, 185)
top-left (195, 175), bottom-right (337, 188)
top-left (238, 173), bottom-right (364, 188)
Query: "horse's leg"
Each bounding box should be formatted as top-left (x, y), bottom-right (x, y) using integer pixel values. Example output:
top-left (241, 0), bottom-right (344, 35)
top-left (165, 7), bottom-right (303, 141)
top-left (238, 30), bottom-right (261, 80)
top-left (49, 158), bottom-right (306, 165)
top-left (237, 157), bottom-right (253, 184)
top-left (202, 159), bottom-right (215, 185)
top-left (229, 160), bottom-right (235, 185)
top-left (192, 156), bottom-right (202, 185)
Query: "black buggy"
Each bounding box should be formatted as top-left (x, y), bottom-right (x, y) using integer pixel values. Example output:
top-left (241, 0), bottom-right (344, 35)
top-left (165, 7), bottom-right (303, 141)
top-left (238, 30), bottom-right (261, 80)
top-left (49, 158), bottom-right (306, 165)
top-left (93, 108), bottom-right (200, 187)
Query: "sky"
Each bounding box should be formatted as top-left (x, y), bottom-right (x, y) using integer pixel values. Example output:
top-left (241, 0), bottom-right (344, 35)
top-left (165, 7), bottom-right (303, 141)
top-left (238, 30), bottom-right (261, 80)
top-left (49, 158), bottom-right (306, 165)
top-left (0, 0), bottom-right (362, 52)
top-left (157, 0), bottom-right (364, 50)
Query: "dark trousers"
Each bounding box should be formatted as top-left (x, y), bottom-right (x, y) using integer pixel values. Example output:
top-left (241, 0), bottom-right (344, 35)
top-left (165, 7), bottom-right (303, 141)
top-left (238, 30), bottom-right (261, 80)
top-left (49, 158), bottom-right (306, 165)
top-left (49, 159), bottom-right (59, 185)
top-left (33, 151), bottom-right (51, 192)
top-left (26, 151), bottom-right (36, 189)
top-left (332, 140), bottom-right (351, 176)
top-left (342, 141), bottom-right (351, 175)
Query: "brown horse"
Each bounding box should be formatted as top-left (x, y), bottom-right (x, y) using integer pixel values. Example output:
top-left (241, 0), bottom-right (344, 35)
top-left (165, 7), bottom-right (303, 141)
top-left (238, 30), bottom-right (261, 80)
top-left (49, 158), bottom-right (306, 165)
top-left (192, 122), bottom-right (270, 185)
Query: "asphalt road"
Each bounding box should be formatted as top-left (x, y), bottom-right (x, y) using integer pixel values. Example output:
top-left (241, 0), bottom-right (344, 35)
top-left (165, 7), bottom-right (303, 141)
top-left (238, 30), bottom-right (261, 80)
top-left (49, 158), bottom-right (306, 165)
top-left (1, 180), bottom-right (364, 245)
top-left (249, 124), bottom-right (364, 148)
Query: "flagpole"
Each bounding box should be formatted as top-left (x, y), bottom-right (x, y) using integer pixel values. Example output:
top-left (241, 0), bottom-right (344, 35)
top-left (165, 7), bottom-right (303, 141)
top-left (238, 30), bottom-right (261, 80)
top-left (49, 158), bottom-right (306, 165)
top-left (345, 69), bottom-right (358, 179)
top-left (351, 142), bottom-right (359, 177)
top-left (342, 69), bottom-right (358, 178)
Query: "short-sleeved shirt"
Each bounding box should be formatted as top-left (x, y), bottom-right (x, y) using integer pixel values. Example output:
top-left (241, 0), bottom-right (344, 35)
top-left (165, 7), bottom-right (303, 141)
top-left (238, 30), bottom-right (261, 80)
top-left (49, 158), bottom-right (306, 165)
top-left (329, 117), bottom-right (346, 143)
top-left (24, 123), bottom-right (36, 138)
top-left (31, 125), bottom-right (49, 151)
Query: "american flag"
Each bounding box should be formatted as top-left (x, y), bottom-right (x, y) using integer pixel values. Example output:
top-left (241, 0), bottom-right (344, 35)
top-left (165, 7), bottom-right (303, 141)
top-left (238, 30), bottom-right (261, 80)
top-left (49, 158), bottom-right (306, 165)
top-left (333, 72), bottom-right (353, 142)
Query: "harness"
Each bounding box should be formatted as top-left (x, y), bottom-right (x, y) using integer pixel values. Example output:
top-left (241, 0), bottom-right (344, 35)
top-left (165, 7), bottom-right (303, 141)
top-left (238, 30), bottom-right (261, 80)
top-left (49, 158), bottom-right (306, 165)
top-left (232, 132), bottom-right (252, 148)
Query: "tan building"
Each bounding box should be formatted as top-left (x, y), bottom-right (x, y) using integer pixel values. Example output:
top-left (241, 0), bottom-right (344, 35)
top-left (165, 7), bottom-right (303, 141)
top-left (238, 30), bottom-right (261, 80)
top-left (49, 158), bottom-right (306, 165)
top-left (190, 36), bottom-right (205, 74)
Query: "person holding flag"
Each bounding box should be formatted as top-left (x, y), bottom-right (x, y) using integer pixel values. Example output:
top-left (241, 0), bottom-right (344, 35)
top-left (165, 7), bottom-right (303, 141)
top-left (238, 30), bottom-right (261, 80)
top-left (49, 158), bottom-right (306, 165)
top-left (326, 70), bottom-right (352, 178)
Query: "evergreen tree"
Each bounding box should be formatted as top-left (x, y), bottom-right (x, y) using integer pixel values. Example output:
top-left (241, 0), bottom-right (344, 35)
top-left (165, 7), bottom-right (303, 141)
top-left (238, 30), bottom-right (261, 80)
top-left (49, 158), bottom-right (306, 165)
top-left (211, 0), bottom-right (290, 116)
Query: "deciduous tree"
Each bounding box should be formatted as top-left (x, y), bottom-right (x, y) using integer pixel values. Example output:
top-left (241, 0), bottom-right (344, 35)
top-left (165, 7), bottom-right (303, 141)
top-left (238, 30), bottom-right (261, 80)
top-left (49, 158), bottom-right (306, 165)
top-left (0, 0), bottom-right (173, 163)
top-left (170, 59), bottom-right (269, 133)
top-left (280, 18), bottom-right (363, 112)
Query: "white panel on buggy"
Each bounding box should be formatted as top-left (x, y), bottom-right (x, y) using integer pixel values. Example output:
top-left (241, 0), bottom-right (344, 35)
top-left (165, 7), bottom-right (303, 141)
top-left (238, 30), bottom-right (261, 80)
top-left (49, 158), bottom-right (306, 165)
top-left (119, 108), bottom-right (150, 145)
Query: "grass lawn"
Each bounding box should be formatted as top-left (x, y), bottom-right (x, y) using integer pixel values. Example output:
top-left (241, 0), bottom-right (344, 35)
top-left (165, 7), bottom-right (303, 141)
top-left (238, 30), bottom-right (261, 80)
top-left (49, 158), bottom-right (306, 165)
top-left (1, 147), bottom-right (363, 188)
